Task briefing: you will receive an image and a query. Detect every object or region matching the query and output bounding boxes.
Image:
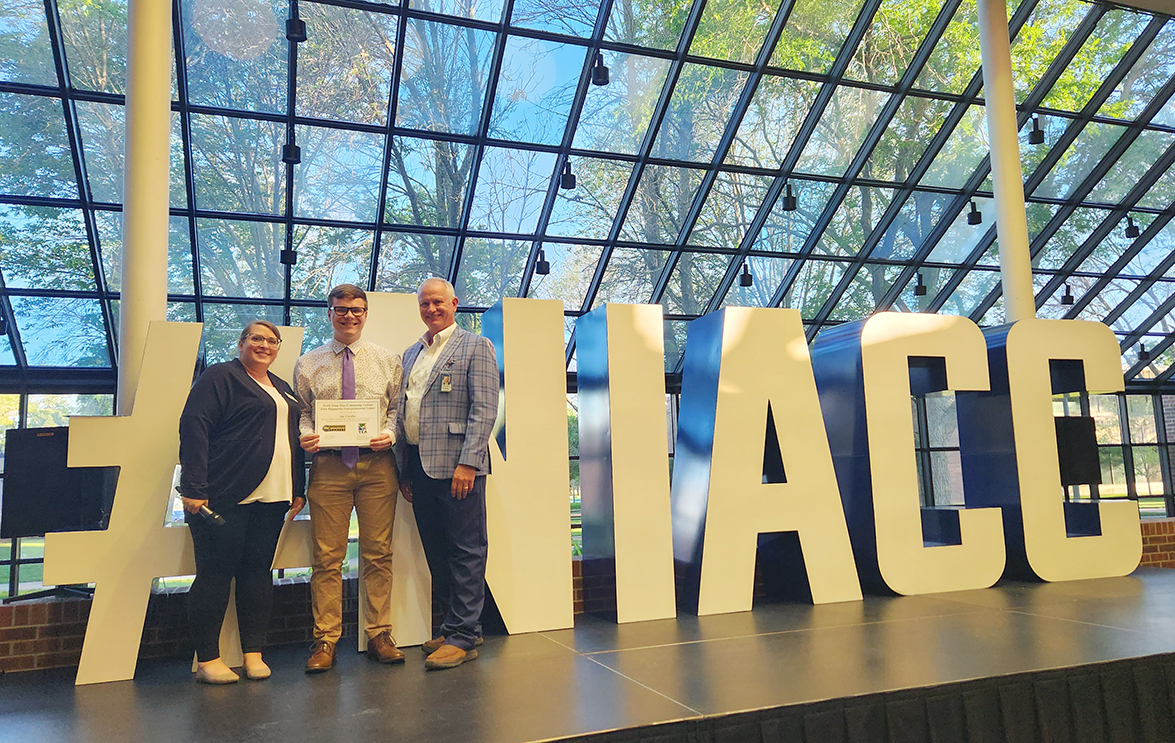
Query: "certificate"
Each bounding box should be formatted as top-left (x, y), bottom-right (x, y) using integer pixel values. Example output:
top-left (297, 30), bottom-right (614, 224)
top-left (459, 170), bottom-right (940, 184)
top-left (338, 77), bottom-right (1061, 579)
top-left (316, 400), bottom-right (380, 447)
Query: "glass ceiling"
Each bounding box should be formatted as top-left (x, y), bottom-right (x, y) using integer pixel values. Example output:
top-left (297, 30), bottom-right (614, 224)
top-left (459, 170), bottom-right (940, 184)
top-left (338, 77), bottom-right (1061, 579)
top-left (3, 0), bottom-right (1175, 389)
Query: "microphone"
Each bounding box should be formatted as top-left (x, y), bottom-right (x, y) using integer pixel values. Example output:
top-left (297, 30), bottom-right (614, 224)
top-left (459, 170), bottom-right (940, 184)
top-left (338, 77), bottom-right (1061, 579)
top-left (198, 505), bottom-right (226, 527)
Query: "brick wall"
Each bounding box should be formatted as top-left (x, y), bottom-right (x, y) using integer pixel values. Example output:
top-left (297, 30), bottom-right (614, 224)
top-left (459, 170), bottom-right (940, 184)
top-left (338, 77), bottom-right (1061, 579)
top-left (1, 562), bottom-right (586, 675)
top-left (7, 532), bottom-right (1175, 676)
top-left (1141, 518), bottom-right (1175, 567)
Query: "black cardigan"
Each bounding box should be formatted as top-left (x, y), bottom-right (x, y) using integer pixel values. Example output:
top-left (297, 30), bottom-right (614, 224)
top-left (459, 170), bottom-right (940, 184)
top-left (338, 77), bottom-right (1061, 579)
top-left (179, 358), bottom-right (305, 511)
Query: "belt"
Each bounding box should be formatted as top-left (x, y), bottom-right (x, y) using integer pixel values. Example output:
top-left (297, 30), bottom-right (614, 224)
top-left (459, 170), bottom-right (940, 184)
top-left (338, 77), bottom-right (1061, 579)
top-left (316, 449), bottom-right (384, 457)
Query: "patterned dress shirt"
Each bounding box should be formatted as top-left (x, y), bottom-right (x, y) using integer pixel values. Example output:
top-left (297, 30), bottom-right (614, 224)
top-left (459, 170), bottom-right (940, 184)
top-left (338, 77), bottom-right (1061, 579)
top-left (293, 338), bottom-right (403, 445)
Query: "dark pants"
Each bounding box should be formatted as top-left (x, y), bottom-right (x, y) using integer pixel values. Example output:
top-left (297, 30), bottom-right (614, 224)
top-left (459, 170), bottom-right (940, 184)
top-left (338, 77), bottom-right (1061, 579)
top-left (186, 500), bottom-right (288, 662)
top-left (403, 445), bottom-right (487, 651)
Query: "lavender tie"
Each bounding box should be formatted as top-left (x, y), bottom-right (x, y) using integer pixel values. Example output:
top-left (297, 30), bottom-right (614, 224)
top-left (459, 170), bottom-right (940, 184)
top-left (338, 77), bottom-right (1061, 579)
top-left (342, 346), bottom-right (359, 469)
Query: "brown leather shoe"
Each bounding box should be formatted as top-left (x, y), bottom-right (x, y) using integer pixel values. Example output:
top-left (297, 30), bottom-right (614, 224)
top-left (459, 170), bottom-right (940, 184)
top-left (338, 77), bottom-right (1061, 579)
top-left (424, 643), bottom-right (477, 670)
top-left (367, 631), bottom-right (405, 664)
top-left (305, 640), bottom-right (335, 674)
top-left (422, 635), bottom-right (483, 654)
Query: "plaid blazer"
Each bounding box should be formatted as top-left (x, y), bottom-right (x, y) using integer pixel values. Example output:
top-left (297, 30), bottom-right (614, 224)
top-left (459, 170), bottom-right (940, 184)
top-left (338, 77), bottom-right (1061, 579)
top-left (396, 327), bottom-right (499, 480)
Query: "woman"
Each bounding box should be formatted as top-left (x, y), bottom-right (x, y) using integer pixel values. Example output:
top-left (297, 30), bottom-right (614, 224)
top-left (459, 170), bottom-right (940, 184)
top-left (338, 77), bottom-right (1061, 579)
top-left (179, 321), bottom-right (305, 684)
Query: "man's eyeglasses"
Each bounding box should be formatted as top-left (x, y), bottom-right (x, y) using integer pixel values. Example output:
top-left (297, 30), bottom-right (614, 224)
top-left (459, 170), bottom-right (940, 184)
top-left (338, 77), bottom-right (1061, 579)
top-left (329, 306), bottom-right (368, 317)
top-left (245, 334), bottom-right (282, 349)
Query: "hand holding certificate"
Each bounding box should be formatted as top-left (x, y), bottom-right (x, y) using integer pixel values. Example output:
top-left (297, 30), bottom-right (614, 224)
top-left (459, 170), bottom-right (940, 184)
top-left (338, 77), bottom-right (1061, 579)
top-left (316, 400), bottom-right (380, 447)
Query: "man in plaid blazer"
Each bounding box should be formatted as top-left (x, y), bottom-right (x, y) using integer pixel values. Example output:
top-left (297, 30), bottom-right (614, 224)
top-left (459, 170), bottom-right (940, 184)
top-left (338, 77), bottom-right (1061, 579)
top-left (396, 277), bottom-right (499, 670)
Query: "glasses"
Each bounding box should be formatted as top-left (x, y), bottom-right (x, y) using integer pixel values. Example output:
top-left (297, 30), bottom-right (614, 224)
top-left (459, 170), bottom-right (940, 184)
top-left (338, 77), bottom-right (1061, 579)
top-left (329, 306), bottom-right (368, 317)
top-left (245, 334), bottom-right (282, 349)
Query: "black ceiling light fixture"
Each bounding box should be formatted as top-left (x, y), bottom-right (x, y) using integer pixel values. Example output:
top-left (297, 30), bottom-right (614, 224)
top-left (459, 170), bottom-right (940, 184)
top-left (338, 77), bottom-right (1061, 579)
top-left (739, 261), bottom-right (753, 287)
top-left (285, 18), bottom-right (307, 43)
top-left (1028, 115), bottom-right (1045, 145)
top-left (782, 181), bottom-right (797, 212)
top-left (282, 142), bottom-right (301, 165)
top-left (1139, 344), bottom-right (1151, 362)
top-left (560, 160), bottom-right (576, 190)
top-left (280, 249), bottom-right (297, 265)
top-left (1126, 215), bottom-right (1140, 239)
top-left (1061, 282), bottom-right (1074, 306)
top-left (535, 248), bottom-right (550, 275)
top-left (591, 52), bottom-right (609, 86)
top-left (914, 272), bottom-right (927, 296)
top-left (968, 199), bottom-right (982, 225)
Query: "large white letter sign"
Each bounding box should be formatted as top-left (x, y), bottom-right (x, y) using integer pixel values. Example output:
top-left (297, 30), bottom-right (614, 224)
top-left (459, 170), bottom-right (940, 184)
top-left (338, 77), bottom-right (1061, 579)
top-left (957, 319), bottom-right (1141, 581)
top-left (577, 303), bottom-right (676, 623)
top-left (43, 322), bottom-right (202, 685)
top-left (481, 298), bottom-right (574, 632)
top-left (810, 313), bottom-right (1005, 596)
top-left (672, 307), bottom-right (861, 616)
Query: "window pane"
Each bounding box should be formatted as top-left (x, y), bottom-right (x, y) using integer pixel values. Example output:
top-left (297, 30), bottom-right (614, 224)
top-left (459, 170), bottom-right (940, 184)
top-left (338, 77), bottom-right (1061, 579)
top-left (409, 0), bottom-right (505, 23)
top-left (750, 179), bottom-right (837, 254)
top-left (58, 0), bottom-right (128, 94)
top-left (687, 172), bottom-right (774, 249)
top-left (0, 93), bottom-right (77, 199)
top-left (781, 259), bottom-right (845, 319)
top-left (1090, 394), bottom-right (1122, 444)
top-left (12, 296), bottom-right (109, 367)
top-left (845, 0), bottom-right (943, 86)
top-left (662, 251), bottom-right (729, 316)
top-left (929, 450), bottom-right (965, 506)
top-left (26, 394), bottom-right (113, 428)
top-left (726, 75), bottom-right (820, 170)
top-left (526, 243), bottom-right (605, 311)
top-left (603, 0), bottom-right (689, 50)
top-left (1009, 0), bottom-right (1092, 104)
top-left (593, 247), bottom-right (668, 307)
top-left (794, 86), bottom-right (890, 177)
top-left (573, 52), bottom-right (671, 156)
top-left (1099, 23), bottom-right (1175, 121)
top-left (384, 136), bottom-right (473, 230)
top-left (293, 125), bottom-right (384, 222)
top-left (721, 255), bottom-right (794, 309)
top-left (866, 96), bottom-right (953, 184)
top-left (1133, 444), bottom-right (1163, 497)
top-left (770, 0), bottom-right (866, 74)
top-left (812, 186), bottom-right (895, 258)
top-left (913, 0), bottom-right (981, 95)
top-left (191, 114), bottom-right (285, 215)
top-left (197, 218), bottom-right (285, 299)
top-left (374, 232), bottom-right (455, 293)
top-left (200, 303), bottom-right (283, 364)
top-left (488, 36), bottom-right (584, 146)
top-left (0, 1), bottom-right (57, 86)
top-left (919, 105), bottom-right (988, 189)
top-left (182, 0), bottom-right (288, 114)
top-left (652, 63), bottom-right (750, 165)
top-left (296, 2), bottom-right (397, 125)
top-left (397, 19), bottom-right (494, 135)
top-left (1099, 445), bottom-right (1127, 496)
top-left (1038, 9), bottom-right (1147, 114)
top-left (1127, 395), bottom-right (1158, 443)
top-left (290, 227), bottom-right (374, 299)
top-left (467, 147), bottom-right (558, 234)
top-left (0, 394), bottom-right (20, 467)
top-left (618, 165), bottom-right (705, 245)
top-left (510, 0), bottom-right (600, 37)
top-left (0, 205), bottom-right (96, 291)
top-left (1033, 123), bottom-right (1125, 200)
top-left (455, 238), bottom-right (528, 305)
top-left (688, 0), bottom-right (780, 64)
top-left (94, 212), bottom-right (196, 295)
top-left (546, 156), bottom-right (632, 240)
top-left (1088, 130), bottom-right (1175, 205)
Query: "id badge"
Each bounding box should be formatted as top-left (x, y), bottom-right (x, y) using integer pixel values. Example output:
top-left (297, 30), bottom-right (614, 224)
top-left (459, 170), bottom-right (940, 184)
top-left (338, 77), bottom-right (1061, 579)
top-left (440, 374), bottom-right (453, 393)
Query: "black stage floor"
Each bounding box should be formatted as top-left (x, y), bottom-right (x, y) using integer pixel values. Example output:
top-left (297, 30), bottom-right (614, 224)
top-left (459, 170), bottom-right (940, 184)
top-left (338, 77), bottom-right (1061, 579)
top-left (5, 568), bottom-right (1175, 743)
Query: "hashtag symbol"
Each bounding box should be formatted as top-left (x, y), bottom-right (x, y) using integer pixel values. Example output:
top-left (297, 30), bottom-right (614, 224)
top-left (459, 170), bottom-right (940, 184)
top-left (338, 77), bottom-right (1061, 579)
top-left (43, 322), bottom-right (202, 685)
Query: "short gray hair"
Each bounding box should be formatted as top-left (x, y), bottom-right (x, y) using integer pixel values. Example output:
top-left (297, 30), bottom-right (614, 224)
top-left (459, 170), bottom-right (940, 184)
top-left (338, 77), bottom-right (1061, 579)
top-left (417, 277), bottom-right (456, 299)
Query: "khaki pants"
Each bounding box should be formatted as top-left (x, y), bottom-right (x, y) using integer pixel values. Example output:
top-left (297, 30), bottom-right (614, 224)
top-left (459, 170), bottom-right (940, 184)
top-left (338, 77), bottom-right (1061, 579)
top-left (307, 450), bottom-right (398, 643)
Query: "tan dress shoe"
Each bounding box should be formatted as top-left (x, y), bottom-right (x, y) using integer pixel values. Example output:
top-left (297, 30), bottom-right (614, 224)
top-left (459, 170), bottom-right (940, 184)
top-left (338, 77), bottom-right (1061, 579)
top-left (305, 640), bottom-right (336, 674)
top-left (424, 643), bottom-right (477, 670)
top-left (367, 631), bottom-right (406, 664)
top-left (422, 635), bottom-right (483, 654)
top-left (243, 658), bottom-right (271, 680)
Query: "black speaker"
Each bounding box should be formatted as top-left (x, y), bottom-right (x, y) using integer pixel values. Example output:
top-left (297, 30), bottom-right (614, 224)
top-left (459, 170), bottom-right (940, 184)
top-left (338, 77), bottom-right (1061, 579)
top-left (1055, 416), bottom-right (1101, 488)
top-left (0, 427), bottom-right (119, 539)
